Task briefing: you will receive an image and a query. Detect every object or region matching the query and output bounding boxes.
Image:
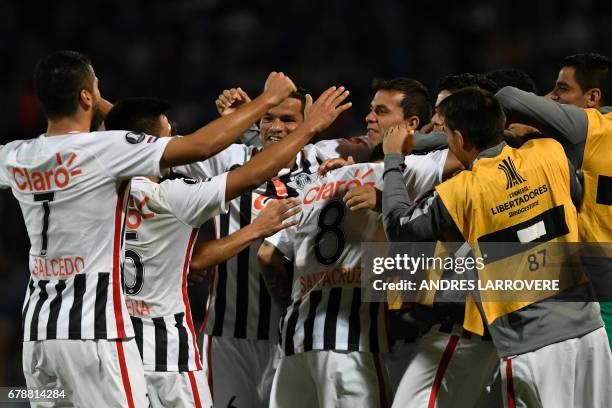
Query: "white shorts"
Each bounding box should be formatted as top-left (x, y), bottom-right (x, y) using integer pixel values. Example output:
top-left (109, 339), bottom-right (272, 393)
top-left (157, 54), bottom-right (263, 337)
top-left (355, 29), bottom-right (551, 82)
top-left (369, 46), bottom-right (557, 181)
top-left (22, 338), bottom-right (148, 408)
top-left (500, 327), bottom-right (612, 408)
top-left (202, 335), bottom-right (278, 408)
top-left (384, 340), bottom-right (418, 399)
top-left (392, 325), bottom-right (500, 408)
top-left (271, 350), bottom-right (390, 408)
top-left (145, 370), bottom-right (212, 408)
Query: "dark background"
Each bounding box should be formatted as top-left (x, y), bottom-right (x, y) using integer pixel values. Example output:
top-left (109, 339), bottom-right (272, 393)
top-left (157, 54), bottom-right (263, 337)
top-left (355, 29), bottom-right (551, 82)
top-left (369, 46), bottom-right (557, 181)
top-left (1, 0), bottom-right (611, 387)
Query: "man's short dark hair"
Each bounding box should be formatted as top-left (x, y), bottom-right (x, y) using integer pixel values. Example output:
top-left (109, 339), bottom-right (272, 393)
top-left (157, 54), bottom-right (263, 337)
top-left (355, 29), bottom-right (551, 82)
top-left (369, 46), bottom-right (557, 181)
top-left (105, 97), bottom-right (171, 134)
top-left (437, 87), bottom-right (505, 150)
top-left (288, 87), bottom-right (308, 116)
top-left (34, 50), bottom-right (95, 119)
top-left (372, 77), bottom-right (432, 127)
top-left (561, 53), bottom-right (611, 105)
top-left (438, 73), bottom-right (498, 94)
top-left (485, 69), bottom-right (538, 94)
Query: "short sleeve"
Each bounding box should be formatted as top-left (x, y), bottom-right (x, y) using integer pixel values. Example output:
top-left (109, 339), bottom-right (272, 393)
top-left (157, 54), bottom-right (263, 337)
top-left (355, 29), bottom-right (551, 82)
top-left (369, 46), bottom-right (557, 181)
top-left (0, 145), bottom-right (11, 188)
top-left (94, 131), bottom-right (172, 179)
top-left (147, 173), bottom-right (229, 228)
top-left (403, 149), bottom-right (449, 202)
top-left (173, 144), bottom-right (249, 180)
top-left (265, 225), bottom-right (296, 260)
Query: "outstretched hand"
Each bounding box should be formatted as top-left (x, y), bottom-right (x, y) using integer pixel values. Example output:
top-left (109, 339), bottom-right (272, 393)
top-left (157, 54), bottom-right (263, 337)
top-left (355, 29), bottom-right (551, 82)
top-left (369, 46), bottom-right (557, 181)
top-left (302, 86), bottom-right (352, 134)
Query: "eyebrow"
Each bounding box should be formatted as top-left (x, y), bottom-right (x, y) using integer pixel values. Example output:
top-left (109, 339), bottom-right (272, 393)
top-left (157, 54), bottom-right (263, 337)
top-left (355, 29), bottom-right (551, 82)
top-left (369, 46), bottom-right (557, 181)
top-left (371, 103), bottom-right (390, 110)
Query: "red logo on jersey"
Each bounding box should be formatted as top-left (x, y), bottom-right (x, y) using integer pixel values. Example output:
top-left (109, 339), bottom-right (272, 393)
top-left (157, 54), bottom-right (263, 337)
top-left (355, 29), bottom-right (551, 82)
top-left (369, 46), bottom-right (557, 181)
top-left (12, 152), bottom-right (82, 192)
top-left (303, 168), bottom-right (375, 205)
top-left (126, 195), bottom-right (156, 229)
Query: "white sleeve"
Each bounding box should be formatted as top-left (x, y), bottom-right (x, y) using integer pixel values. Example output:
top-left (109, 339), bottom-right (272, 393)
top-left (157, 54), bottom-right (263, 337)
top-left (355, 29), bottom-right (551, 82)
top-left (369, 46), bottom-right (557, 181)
top-left (402, 149), bottom-right (449, 202)
top-left (147, 173), bottom-right (229, 228)
top-left (0, 145), bottom-right (10, 188)
top-left (172, 144), bottom-right (249, 180)
top-left (94, 131), bottom-right (172, 179)
top-left (314, 136), bottom-right (372, 163)
top-left (265, 225), bottom-right (296, 260)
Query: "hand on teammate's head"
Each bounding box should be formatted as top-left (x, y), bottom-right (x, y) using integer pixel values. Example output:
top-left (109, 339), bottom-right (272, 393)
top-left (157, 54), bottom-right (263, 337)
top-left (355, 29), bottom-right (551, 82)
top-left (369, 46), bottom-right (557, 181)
top-left (215, 87), bottom-right (251, 116)
top-left (263, 72), bottom-right (297, 106)
top-left (318, 156), bottom-right (355, 176)
top-left (302, 86), bottom-right (352, 134)
top-left (382, 122), bottom-right (414, 155)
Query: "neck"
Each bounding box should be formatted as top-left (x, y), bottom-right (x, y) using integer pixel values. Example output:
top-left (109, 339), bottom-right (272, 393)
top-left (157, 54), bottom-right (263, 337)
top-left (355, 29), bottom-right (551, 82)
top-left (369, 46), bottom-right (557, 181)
top-left (46, 115), bottom-right (91, 136)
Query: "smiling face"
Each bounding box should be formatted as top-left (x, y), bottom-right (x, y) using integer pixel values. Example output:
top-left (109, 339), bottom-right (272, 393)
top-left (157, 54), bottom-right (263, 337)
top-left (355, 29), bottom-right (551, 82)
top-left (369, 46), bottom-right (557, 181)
top-left (549, 66), bottom-right (590, 107)
top-left (259, 97), bottom-right (304, 149)
top-left (365, 89), bottom-right (406, 145)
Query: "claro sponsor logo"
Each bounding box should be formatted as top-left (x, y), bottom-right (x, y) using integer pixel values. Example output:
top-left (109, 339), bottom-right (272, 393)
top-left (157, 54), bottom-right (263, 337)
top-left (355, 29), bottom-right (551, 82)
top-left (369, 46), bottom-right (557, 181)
top-left (12, 152), bottom-right (82, 192)
top-left (304, 168), bottom-right (376, 204)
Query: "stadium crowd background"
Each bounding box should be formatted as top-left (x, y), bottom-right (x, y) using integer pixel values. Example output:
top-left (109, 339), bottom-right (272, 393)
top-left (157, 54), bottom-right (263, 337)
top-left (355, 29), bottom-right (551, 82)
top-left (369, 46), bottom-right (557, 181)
top-left (1, 0), bottom-right (611, 387)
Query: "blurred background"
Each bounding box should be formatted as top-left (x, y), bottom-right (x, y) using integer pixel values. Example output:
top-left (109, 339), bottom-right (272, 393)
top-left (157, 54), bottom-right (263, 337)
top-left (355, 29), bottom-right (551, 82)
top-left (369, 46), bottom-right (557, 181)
top-left (1, 0), bottom-right (611, 388)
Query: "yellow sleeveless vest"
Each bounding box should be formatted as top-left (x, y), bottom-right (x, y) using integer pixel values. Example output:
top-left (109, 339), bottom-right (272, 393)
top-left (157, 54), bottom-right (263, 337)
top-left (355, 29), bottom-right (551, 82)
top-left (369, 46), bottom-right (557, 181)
top-left (436, 139), bottom-right (580, 334)
top-left (580, 109), bottom-right (612, 243)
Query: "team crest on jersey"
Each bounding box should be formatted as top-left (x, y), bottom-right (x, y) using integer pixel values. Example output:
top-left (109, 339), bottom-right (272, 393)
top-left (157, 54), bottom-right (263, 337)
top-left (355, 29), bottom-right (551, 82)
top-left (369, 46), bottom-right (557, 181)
top-left (293, 173), bottom-right (317, 190)
top-left (125, 132), bottom-right (146, 144)
top-left (498, 157), bottom-right (526, 189)
top-left (182, 178), bottom-right (199, 185)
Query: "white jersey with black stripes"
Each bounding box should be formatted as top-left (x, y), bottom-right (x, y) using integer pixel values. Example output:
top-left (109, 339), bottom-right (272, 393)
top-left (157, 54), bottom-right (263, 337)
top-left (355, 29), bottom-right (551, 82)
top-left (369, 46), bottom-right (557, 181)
top-left (0, 131), bottom-right (171, 342)
top-left (266, 163), bottom-right (389, 356)
top-left (124, 175), bottom-right (228, 372)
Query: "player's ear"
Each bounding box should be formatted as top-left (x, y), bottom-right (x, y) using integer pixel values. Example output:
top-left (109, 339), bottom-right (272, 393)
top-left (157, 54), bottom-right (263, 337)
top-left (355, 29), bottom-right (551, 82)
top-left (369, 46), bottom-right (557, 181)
top-left (79, 88), bottom-right (94, 111)
top-left (404, 116), bottom-right (419, 131)
top-left (586, 88), bottom-right (601, 108)
top-left (454, 129), bottom-right (468, 151)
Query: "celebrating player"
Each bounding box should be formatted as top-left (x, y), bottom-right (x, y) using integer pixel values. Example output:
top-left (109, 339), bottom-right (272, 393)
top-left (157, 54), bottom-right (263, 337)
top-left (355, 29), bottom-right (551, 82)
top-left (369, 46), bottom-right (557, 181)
top-left (1, 50), bottom-right (297, 407)
top-left (177, 85), bottom-right (355, 408)
top-left (382, 87), bottom-right (612, 408)
top-left (496, 53), bottom-right (612, 347)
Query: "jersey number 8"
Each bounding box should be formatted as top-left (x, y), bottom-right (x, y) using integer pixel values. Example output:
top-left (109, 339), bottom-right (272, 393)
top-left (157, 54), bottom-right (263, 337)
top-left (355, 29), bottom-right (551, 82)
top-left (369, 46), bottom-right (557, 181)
top-left (314, 200), bottom-right (346, 265)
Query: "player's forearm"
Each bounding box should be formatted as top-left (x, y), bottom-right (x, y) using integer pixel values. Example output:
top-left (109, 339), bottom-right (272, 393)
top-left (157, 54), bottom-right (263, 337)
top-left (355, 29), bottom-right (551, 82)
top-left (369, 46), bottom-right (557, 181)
top-left (257, 243), bottom-right (292, 310)
top-left (226, 124), bottom-right (316, 200)
top-left (161, 94), bottom-right (276, 168)
top-left (382, 154), bottom-right (417, 241)
top-left (412, 131), bottom-right (448, 153)
top-left (190, 225), bottom-right (262, 271)
top-left (496, 86), bottom-right (588, 144)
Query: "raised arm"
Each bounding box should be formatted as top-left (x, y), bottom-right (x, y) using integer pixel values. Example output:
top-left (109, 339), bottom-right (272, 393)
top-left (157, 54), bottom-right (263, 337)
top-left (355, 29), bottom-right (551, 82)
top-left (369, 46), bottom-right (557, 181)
top-left (224, 86), bottom-right (352, 201)
top-left (382, 125), bottom-right (460, 242)
top-left (496, 86), bottom-right (588, 145)
top-left (160, 72), bottom-right (296, 169)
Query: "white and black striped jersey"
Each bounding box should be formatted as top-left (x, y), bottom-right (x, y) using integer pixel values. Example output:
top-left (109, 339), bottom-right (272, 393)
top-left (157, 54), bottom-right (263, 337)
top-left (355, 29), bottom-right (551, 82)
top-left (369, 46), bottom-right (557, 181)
top-left (125, 175), bottom-right (227, 371)
top-left (174, 138), bottom-right (371, 341)
top-left (0, 131), bottom-right (170, 341)
top-left (266, 163), bottom-right (389, 356)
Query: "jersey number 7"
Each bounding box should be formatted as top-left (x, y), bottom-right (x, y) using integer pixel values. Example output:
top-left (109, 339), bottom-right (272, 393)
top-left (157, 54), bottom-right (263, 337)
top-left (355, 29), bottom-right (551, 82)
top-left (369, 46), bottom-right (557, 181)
top-left (34, 192), bottom-right (55, 257)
